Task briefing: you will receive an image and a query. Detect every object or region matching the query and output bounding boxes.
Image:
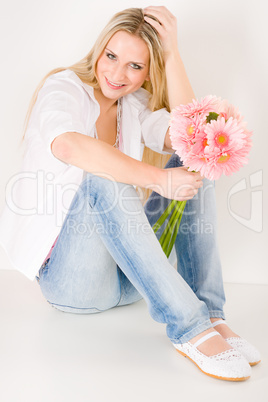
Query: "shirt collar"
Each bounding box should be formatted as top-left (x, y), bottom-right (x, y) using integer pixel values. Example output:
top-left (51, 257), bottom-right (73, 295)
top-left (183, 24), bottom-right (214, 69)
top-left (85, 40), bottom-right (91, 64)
top-left (66, 70), bottom-right (98, 104)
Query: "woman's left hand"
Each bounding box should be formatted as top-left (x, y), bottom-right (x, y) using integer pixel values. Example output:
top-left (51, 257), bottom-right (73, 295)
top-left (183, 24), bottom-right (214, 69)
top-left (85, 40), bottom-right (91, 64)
top-left (143, 6), bottom-right (179, 61)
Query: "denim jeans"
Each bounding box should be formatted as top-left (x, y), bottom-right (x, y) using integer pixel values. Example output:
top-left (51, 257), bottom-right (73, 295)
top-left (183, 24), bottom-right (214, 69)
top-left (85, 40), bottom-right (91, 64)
top-left (36, 153), bottom-right (225, 344)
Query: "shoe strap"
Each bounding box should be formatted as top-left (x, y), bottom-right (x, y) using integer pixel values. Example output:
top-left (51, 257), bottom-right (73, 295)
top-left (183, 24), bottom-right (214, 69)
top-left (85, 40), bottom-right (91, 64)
top-left (193, 332), bottom-right (221, 348)
top-left (211, 319), bottom-right (227, 327)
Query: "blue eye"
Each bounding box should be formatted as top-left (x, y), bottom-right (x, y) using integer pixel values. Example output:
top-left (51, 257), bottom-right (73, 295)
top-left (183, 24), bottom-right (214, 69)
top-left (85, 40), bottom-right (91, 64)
top-left (130, 63), bottom-right (142, 70)
top-left (106, 52), bottom-right (116, 60)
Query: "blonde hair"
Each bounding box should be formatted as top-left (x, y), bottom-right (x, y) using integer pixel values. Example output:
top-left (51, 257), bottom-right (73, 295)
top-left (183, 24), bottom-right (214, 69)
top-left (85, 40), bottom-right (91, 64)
top-left (22, 7), bottom-right (171, 202)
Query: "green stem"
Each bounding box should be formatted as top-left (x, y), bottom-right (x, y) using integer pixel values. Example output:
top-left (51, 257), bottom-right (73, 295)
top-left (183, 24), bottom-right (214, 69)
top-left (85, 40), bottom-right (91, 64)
top-left (152, 199), bottom-right (176, 234)
top-left (160, 201), bottom-right (182, 248)
top-left (159, 200), bottom-right (186, 254)
top-left (165, 201), bottom-right (186, 257)
top-left (161, 201), bottom-right (186, 254)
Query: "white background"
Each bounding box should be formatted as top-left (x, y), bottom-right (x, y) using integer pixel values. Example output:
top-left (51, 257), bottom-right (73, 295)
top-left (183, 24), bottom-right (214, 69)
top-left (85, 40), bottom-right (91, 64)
top-left (0, 0), bottom-right (267, 284)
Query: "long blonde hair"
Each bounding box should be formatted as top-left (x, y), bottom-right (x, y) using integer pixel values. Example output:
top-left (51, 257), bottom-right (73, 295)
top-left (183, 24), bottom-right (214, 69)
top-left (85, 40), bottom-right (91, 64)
top-left (22, 7), bottom-right (171, 202)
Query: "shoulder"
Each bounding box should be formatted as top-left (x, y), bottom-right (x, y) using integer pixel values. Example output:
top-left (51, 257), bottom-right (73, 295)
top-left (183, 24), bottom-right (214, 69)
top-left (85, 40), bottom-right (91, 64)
top-left (41, 69), bottom-right (94, 101)
top-left (44, 69), bottom-right (83, 86)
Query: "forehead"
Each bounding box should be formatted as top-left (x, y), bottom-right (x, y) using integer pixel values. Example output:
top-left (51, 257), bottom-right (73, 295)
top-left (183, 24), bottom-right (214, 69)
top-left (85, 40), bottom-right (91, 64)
top-left (106, 31), bottom-right (150, 62)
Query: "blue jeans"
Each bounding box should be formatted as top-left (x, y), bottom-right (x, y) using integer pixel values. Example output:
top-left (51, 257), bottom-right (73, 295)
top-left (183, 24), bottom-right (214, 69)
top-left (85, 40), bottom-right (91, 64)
top-left (36, 153), bottom-right (225, 344)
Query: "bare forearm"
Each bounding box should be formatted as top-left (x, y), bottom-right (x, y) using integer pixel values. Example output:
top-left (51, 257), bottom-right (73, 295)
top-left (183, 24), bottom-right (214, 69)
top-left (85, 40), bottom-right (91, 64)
top-left (143, 7), bottom-right (195, 110)
top-left (52, 132), bottom-right (203, 201)
top-left (53, 132), bottom-right (161, 189)
top-left (165, 51), bottom-right (195, 110)
top-left (164, 52), bottom-right (195, 150)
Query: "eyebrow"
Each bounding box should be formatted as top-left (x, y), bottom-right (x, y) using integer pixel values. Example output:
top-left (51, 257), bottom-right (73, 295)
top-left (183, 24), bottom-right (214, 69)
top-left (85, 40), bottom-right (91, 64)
top-left (105, 47), bottom-right (147, 66)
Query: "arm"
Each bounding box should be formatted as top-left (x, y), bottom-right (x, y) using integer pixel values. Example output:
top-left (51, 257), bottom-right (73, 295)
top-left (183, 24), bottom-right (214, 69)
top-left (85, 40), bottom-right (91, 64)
top-left (144, 6), bottom-right (195, 151)
top-left (52, 132), bottom-right (202, 201)
top-left (164, 50), bottom-right (195, 151)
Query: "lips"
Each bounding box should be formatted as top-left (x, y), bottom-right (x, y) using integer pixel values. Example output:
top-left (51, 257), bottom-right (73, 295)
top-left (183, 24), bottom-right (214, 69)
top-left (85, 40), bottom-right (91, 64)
top-left (105, 77), bottom-right (126, 90)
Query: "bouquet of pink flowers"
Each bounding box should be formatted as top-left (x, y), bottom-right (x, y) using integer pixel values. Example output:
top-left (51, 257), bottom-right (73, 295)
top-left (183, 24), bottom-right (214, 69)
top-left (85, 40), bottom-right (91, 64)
top-left (153, 95), bottom-right (252, 257)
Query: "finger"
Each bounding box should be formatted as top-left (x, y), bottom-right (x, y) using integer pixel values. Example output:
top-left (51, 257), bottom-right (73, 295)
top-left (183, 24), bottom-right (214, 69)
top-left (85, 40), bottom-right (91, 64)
top-left (143, 7), bottom-right (172, 27)
top-left (181, 168), bottom-right (203, 182)
top-left (144, 15), bottom-right (166, 35)
top-left (176, 194), bottom-right (196, 201)
top-left (174, 185), bottom-right (199, 200)
top-left (192, 172), bottom-right (203, 181)
top-left (143, 6), bottom-right (174, 20)
top-left (143, 13), bottom-right (169, 29)
top-left (178, 166), bottom-right (189, 171)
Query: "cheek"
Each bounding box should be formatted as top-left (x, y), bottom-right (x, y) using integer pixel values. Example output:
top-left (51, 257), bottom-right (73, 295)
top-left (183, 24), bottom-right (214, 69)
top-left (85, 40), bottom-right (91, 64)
top-left (126, 68), bottom-right (147, 85)
top-left (96, 57), bottom-right (109, 75)
top-left (129, 71), bottom-right (149, 87)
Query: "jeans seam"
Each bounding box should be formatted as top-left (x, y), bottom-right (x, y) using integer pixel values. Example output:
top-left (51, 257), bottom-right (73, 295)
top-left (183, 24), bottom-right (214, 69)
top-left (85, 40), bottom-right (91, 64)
top-left (183, 213), bottom-right (197, 293)
top-left (47, 300), bottom-right (110, 312)
top-left (113, 268), bottom-right (124, 308)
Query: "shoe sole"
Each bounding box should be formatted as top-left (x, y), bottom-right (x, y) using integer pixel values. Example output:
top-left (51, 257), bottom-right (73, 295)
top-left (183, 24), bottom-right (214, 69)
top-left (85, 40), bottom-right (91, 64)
top-left (249, 360), bottom-right (261, 366)
top-left (175, 349), bottom-right (250, 381)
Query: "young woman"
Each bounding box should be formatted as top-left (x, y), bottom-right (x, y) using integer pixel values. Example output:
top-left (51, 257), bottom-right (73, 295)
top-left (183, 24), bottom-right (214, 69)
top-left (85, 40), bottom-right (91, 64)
top-left (0, 6), bottom-right (260, 381)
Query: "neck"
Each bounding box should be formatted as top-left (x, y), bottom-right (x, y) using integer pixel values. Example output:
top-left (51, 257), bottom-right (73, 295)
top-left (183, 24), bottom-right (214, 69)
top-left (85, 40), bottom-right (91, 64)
top-left (94, 88), bottom-right (118, 114)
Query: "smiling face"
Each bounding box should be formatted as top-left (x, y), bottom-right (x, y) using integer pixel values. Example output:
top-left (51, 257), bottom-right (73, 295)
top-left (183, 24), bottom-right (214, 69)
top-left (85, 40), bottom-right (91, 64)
top-left (96, 30), bottom-right (150, 102)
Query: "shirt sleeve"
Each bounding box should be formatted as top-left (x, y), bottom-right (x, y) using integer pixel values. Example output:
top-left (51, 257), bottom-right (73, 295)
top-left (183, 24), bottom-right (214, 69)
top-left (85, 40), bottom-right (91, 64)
top-left (31, 73), bottom-right (88, 157)
top-left (139, 106), bottom-right (171, 153)
top-left (135, 88), bottom-right (171, 154)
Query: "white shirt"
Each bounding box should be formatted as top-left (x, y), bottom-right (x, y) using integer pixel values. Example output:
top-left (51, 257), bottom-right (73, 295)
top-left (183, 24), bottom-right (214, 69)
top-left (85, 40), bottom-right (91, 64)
top-left (0, 69), bottom-right (171, 280)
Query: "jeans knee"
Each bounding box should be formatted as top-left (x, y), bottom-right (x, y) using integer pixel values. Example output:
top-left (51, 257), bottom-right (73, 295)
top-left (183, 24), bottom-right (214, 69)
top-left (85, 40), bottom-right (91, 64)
top-left (80, 172), bottom-right (136, 213)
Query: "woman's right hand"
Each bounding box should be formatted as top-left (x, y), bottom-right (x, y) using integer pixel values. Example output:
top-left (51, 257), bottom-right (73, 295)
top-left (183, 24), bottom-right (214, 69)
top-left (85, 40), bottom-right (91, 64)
top-left (153, 166), bottom-right (203, 201)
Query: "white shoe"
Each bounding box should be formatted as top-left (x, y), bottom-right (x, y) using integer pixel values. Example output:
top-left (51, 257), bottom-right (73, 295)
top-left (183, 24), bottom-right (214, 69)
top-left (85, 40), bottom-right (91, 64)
top-left (173, 332), bottom-right (251, 381)
top-left (212, 319), bottom-right (261, 366)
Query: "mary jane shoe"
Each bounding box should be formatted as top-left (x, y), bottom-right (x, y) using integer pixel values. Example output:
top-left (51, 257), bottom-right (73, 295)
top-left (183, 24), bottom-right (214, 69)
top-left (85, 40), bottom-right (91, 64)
top-left (212, 319), bottom-right (261, 366)
top-left (173, 332), bottom-right (251, 381)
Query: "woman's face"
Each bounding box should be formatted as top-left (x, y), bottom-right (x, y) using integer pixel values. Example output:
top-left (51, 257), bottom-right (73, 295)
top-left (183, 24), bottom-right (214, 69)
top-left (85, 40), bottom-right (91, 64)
top-left (96, 30), bottom-right (150, 101)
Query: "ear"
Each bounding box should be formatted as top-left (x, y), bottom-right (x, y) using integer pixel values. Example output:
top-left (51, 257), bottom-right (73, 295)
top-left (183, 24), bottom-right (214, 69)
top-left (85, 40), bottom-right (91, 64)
top-left (144, 74), bottom-right (150, 82)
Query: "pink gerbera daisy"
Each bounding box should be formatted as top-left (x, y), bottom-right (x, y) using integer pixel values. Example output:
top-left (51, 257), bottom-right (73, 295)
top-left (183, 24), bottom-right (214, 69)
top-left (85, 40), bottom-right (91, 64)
top-left (169, 97), bottom-right (252, 181)
top-left (174, 95), bottom-right (220, 118)
top-left (169, 113), bottom-right (205, 158)
top-left (217, 101), bottom-right (252, 154)
top-left (183, 129), bottom-right (209, 173)
top-left (205, 117), bottom-right (246, 153)
top-left (239, 128), bottom-right (252, 156)
top-left (204, 147), bottom-right (249, 180)
top-left (184, 117), bottom-right (250, 180)
top-left (217, 99), bottom-right (244, 124)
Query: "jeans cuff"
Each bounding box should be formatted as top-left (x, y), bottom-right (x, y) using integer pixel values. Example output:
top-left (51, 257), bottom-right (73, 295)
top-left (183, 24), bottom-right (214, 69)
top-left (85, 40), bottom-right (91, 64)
top-left (171, 318), bottom-right (213, 344)
top-left (209, 310), bottom-right (226, 320)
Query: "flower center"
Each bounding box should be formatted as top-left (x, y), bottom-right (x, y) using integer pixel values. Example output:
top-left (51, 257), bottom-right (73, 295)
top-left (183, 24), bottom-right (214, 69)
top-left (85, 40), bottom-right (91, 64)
top-left (202, 138), bottom-right (208, 148)
top-left (217, 153), bottom-right (230, 163)
top-left (216, 132), bottom-right (228, 146)
top-left (187, 124), bottom-right (195, 136)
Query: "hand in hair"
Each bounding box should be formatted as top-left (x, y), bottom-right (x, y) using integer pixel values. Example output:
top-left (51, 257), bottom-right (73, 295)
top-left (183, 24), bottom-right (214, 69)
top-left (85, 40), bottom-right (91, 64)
top-left (143, 6), bottom-right (178, 62)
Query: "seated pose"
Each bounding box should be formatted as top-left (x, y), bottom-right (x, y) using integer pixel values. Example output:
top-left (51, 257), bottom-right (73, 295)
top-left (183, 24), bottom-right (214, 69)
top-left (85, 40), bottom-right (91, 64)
top-left (0, 6), bottom-right (260, 381)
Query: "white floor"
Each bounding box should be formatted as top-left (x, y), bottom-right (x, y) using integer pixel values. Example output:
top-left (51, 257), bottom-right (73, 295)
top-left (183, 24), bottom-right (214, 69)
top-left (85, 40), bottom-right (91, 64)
top-left (0, 270), bottom-right (267, 402)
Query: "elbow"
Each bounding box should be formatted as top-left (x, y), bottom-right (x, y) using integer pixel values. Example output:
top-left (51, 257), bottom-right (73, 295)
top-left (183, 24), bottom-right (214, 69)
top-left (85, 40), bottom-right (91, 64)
top-left (51, 132), bottom-right (74, 164)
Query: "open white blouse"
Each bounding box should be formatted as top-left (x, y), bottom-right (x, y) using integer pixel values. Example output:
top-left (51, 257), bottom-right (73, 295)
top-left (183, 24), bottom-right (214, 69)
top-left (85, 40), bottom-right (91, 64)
top-left (0, 69), bottom-right (171, 280)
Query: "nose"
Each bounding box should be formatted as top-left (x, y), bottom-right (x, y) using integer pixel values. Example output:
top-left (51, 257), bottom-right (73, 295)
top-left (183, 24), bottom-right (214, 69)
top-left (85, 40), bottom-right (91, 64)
top-left (111, 64), bottom-right (126, 83)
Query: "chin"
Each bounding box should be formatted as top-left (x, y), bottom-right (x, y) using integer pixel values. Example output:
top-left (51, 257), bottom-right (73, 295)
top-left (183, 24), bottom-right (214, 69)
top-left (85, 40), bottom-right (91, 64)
top-left (102, 86), bottom-right (128, 99)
